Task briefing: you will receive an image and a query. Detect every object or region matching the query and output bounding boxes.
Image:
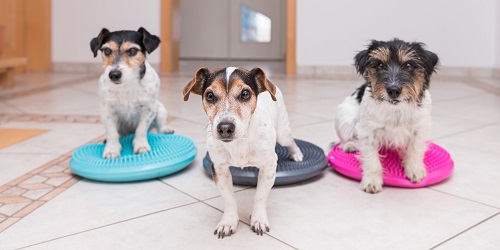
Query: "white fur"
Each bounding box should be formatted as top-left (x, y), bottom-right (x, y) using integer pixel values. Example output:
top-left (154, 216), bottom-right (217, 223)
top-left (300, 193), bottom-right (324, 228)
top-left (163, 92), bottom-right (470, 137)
top-left (335, 86), bottom-right (431, 193)
top-left (208, 85), bottom-right (303, 237)
top-left (225, 67), bottom-right (237, 84)
top-left (99, 61), bottom-right (172, 159)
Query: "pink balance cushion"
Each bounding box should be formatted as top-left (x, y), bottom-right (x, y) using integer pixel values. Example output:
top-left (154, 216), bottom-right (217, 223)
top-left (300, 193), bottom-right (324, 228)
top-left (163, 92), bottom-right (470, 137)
top-left (328, 142), bottom-right (454, 188)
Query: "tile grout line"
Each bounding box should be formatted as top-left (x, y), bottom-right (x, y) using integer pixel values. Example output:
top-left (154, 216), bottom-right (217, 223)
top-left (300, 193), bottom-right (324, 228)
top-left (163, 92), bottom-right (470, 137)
top-left (0, 75), bottom-right (100, 101)
top-left (431, 122), bottom-right (500, 141)
top-left (428, 188), bottom-right (500, 210)
top-left (15, 201), bottom-right (202, 250)
top-left (0, 134), bottom-right (105, 233)
top-left (428, 211), bottom-right (500, 249)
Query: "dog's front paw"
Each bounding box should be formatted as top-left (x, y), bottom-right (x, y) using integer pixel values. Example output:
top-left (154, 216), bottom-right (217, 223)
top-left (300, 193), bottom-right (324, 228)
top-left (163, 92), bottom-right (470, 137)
top-left (340, 141), bottom-right (358, 153)
top-left (360, 175), bottom-right (383, 194)
top-left (214, 213), bottom-right (239, 239)
top-left (250, 210), bottom-right (270, 236)
top-left (290, 150), bottom-right (304, 162)
top-left (133, 138), bottom-right (151, 154)
top-left (102, 143), bottom-right (121, 159)
top-left (404, 162), bottom-right (427, 183)
top-left (159, 126), bottom-right (175, 134)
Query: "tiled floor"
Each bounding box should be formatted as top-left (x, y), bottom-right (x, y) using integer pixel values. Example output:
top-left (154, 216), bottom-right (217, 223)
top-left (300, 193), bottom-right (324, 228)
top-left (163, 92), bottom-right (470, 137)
top-left (0, 72), bottom-right (499, 249)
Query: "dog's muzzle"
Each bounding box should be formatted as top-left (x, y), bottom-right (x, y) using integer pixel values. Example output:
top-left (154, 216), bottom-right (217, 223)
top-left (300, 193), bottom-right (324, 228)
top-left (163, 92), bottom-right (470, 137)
top-left (109, 70), bottom-right (122, 83)
top-left (217, 122), bottom-right (235, 142)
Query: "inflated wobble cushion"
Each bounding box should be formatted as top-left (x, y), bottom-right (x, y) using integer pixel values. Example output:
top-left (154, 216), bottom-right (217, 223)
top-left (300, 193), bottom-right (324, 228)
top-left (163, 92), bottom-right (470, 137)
top-left (70, 133), bottom-right (197, 182)
top-left (203, 139), bottom-right (327, 186)
top-left (328, 142), bottom-right (454, 188)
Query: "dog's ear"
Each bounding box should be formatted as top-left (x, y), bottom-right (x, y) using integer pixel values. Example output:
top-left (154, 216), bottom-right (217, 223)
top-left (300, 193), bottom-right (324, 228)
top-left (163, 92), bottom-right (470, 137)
top-left (90, 28), bottom-right (110, 57)
top-left (251, 67), bottom-right (277, 101)
top-left (422, 49), bottom-right (439, 76)
top-left (183, 67), bottom-right (209, 101)
top-left (354, 49), bottom-right (369, 75)
top-left (138, 27), bottom-right (161, 54)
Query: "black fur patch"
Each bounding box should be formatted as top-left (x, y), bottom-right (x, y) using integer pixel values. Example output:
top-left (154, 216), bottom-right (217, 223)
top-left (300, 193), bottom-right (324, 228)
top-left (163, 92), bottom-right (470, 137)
top-left (139, 63), bottom-right (146, 79)
top-left (90, 27), bottom-right (161, 58)
top-left (352, 83), bottom-right (367, 103)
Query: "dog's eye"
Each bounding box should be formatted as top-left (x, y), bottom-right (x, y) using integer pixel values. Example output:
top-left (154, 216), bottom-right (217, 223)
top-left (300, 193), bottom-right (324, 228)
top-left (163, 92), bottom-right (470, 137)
top-left (127, 48), bottom-right (138, 57)
top-left (102, 48), bottom-right (112, 56)
top-left (377, 63), bottom-right (384, 70)
top-left (403, 63), bottom-right (414, 70)
top-left (240, 90), bottom-right (251, 101)
top-left (205, 91), bottom-right (216, 103)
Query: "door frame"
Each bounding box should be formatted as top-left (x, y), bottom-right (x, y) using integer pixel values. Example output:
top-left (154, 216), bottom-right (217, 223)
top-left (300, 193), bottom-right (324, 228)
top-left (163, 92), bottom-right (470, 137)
top-left (160, 0), bottom-right (296, 74)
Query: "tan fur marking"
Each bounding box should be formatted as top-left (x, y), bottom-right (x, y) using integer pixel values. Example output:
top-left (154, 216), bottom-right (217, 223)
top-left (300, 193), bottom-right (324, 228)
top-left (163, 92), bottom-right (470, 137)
top-left (203, 78), bottom-right (227, 124)
top-left (212, 165), bottom-right (218, 184)
top-left (101, 41), bottom-right (118, 67)
top-left (121, 41), bottom-right (146, 69)
top-left (366, 68), bottom-right (388, 101)
top-left (397, 48), bottom-right (416, 63)
top-left (401, 69), bottom-right (425, 102)
top-left (369, 47), bottom-right (390, 63)
top-left (228, 78), bottom-right (258, 117)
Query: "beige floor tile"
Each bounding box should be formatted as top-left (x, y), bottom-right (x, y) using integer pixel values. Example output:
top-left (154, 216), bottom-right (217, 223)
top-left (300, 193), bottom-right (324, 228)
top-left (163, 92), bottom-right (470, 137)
top-left (434, 124), bottom-right (500, 155)
top-left (430, 115), bottom-right (492, 140)
top-left (4, 88), bottom-right (100, 116)
top-left (428, 142), bottom-right (500, 208)
top-left (0, 122), bottom-right (103, 154)
top-left (432, 94), bottom-right (500, 123)
top-left (204, 171), bottom-right (499, 249)
top-left (21, 202), bottom-right (294, 250)
top-left (292, 120), bottom-right (338, 154)
top-left (0, 154), bottom-right (59, 187)
top-left (0, 102), bottom-right (23, 114)
top-left (435, 213), bottom-right (500, 250)
top-left (0, 180), bottom-right (196, 249)
top-left (430, 81), bottom-right (486, 103)
top-left (159, 142), bottom-right (250, 201)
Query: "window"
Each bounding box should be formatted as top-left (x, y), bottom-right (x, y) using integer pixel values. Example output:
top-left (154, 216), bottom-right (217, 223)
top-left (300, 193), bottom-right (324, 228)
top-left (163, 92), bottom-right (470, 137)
top-left (240, 5), bottom-right (271, 43)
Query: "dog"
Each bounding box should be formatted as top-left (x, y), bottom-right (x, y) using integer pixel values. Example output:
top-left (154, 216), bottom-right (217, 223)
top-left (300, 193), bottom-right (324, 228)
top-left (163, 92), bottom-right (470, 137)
top-left (90, 27), bottom-right (173, 159)
top-left (183, 67), bottom-right (303, 238)
top-left (335, 39), bottom-right (439, 194)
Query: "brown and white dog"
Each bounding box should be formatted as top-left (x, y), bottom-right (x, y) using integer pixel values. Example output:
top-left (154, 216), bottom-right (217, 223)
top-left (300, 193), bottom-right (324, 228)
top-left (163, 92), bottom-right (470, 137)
top-left (90, 27), bottom-right (173, 159)
top-left (183, 67), bottom-right (303, 238)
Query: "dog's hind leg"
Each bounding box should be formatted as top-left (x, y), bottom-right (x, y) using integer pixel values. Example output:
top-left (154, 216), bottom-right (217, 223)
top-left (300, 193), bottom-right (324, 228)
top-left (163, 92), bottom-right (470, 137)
top-left (335, 96), bottom-right (360, 153)
top-left (153, 101), bottom-right (174, 134)
top-left (275, 97), bottom-right (303, 162)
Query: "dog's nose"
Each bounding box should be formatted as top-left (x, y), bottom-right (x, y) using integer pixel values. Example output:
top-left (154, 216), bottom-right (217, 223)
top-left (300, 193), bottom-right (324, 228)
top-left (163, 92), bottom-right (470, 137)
top-left (217, 122), bottom-right (235, 138)
top-left (109, 70), bottom-right (122, 82)
top-left (386, 85), bottom-right (402, 99)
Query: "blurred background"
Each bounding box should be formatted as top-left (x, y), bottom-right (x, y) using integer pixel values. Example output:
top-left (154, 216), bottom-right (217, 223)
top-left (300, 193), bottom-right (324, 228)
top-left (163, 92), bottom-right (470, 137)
top-left (1, 0), bottom-right (499, 79)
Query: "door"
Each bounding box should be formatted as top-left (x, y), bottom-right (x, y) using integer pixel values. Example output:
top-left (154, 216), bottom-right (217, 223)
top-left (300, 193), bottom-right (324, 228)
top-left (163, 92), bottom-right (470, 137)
top-left (179, 0), bottom-right (284, 61)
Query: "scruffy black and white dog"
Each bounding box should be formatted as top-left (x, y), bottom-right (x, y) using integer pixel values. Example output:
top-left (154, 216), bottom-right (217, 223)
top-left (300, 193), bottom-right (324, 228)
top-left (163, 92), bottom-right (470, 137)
top-left (335, 39), bottom-right (439, 193)
top-left (90, 27), bottom-right (173, 159)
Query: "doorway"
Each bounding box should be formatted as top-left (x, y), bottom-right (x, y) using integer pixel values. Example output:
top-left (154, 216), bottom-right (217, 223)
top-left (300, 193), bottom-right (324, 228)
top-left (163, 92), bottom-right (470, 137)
top-left (178, 0), bottom-right (286, 75)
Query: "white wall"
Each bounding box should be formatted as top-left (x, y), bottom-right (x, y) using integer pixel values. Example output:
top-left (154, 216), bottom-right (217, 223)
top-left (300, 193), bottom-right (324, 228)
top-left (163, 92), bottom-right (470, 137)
top-left (297, 0), bottom-right (497, 68)
top-left (52, 0), bottom-right (161, 64)
top-left (496, 0), bottom-right (500, 68)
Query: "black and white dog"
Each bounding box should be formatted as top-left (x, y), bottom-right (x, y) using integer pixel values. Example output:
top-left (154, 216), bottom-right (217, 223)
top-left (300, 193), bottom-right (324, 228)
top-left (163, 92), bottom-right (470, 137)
top-left (90, 27), bottom-right (173, 159)
top-left (335, 39), bottom-right (439, 193)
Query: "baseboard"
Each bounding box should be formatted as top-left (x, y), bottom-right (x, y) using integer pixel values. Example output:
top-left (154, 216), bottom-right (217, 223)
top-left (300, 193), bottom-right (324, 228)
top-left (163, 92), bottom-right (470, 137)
top-left (297, 65), bottom-right (499, 79)
top-left (52, 62), bottom-right (161, 74)
top-left (495, 68), bottom-right (500, 79)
